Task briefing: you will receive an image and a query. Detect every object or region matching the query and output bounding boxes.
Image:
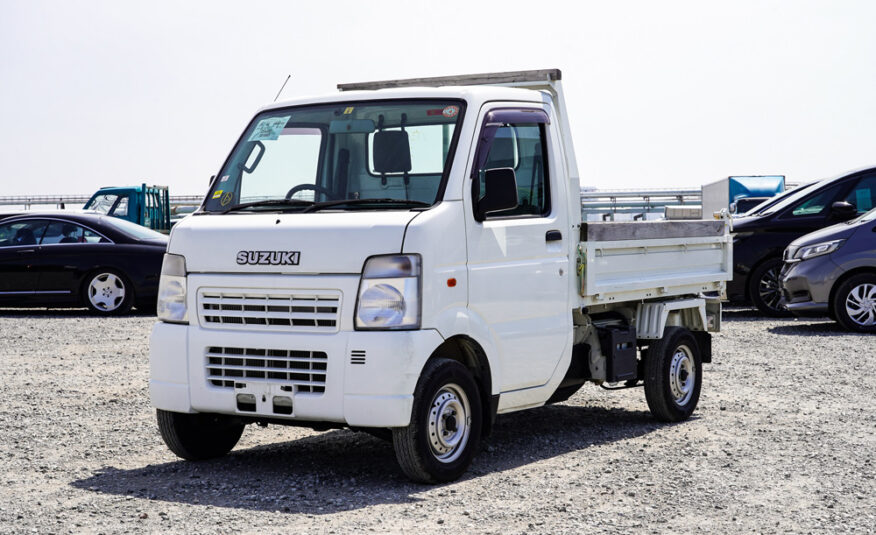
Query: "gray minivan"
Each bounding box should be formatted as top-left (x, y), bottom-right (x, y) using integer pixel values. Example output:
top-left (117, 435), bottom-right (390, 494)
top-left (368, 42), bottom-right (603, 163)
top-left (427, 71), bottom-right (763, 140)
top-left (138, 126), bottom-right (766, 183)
top-left (781, 207), bottom-right (876, 332)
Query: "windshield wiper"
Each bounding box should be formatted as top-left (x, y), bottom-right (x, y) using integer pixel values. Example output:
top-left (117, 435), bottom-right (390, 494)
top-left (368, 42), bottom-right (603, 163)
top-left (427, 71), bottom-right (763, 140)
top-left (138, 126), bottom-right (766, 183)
top-left (219, 199), bottom-right (314, 214)
top-left (304, 198), bottom-right (431, 213)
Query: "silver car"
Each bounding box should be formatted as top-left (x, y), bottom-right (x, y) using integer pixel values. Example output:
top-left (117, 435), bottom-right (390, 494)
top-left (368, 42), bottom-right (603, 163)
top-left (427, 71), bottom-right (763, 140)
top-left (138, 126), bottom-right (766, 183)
top-left (781, 207), bottom-right (876, 332)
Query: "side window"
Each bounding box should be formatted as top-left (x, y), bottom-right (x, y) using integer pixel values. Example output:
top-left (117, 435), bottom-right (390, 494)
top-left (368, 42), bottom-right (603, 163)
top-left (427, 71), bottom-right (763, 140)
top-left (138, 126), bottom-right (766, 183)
top-left (787, 183), bottom-right (845, 217)
top-left (842, 175), bottom-right (876, 214)
top-left (478, 122), bottom-right (549, 218)
top-left (112, 196), bottom-right (129, 217)
top-left (0, 220), bottom-right (50, 247)
top-left (40, 222), bottom-right (101, 244)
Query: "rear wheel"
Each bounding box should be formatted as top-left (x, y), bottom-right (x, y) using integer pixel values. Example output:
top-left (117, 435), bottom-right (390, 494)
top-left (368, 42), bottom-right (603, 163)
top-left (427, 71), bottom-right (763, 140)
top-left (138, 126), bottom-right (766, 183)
top-left (83, 270), bottom-right (133, 315)
top-left (156, 410), bottom-right (245, 461)
top-left (749, 258), bottom-right (792, 317)
top-left (832, 274), bottom-right (876, 333)
top-left (392, 358), bottom-right (482, 483)
top-left (644, 327), bottom-right (703, 422)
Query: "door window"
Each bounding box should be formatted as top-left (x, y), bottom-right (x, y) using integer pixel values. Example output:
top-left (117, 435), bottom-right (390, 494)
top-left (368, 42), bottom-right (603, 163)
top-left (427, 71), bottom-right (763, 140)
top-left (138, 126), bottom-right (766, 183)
top-left (475, 116), bottom-right (550, 219)
top-left (842, 175), bottom-right (876, 214)
top-left (40, 222), bottom-right (104, 244)
top-left (0, 220), bottom-right (50, 247)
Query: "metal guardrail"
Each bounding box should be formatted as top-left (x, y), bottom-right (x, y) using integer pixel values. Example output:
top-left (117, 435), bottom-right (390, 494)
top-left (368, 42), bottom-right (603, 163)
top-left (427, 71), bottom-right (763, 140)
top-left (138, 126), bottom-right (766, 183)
top-left (0, 194), bottom-right (204, 209)
top-left (581, 188), bottom-right (701, 220)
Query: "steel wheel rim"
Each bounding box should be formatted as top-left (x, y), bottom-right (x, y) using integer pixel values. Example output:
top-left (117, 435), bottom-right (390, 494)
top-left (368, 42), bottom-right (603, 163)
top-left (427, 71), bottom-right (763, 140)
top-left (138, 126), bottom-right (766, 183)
top-left (758, 267), bottom-right (783, 312)
top-left (427, 383), bottom-right (471, 463)
top-left (668, 344), bottom-right (696, 406)
top-left (88, 273), bottom-right (125, 312)
top-left (845, 283), bottom-right (876, 326)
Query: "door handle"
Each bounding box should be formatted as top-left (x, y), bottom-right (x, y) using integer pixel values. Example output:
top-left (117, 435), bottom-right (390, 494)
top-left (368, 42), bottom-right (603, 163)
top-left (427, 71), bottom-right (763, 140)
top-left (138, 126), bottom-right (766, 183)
top-left (17, 249), bottom-right (36, 253)
top-left (545, 230), bottom-right (562, 242)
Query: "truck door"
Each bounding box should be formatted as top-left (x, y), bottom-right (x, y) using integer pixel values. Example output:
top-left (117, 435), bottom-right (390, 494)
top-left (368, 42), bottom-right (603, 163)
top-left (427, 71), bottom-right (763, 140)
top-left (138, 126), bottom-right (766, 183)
top-left (464, 106), bottom-right (571, 392)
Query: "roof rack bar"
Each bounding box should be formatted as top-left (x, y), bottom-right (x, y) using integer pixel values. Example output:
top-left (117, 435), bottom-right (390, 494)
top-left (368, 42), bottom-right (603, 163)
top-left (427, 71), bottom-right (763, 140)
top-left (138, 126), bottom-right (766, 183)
top-left (337, 69), bottom-right (562, 92)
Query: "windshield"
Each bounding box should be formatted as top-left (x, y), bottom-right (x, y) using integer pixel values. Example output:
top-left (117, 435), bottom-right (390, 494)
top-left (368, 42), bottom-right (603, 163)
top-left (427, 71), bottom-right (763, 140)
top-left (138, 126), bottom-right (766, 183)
top-left (100, 216), bottom-right (166, 240)
top-left (852, 206), bottom-right (876, 223)
top-left (204, 100), bottom-right (465, 213)
top-left (759, 179), bottom-right (831, 216)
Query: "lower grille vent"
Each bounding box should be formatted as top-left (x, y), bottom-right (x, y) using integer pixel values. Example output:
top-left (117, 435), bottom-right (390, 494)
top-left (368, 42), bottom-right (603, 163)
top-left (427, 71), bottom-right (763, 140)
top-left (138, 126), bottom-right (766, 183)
top-left (206, 346), bottom-right (327, 393)
top-left (350, 350), bottom-right (366, 365)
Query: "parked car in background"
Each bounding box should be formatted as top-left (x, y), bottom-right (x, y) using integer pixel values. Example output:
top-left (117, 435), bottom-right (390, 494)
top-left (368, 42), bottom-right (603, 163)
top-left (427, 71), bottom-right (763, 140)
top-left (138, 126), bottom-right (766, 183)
top-left (729, 165), bottom-right (876, 315)
top-left (0, 212), bottom-right (167, 314)
top-left (781, 207), bottom-right (876, 332)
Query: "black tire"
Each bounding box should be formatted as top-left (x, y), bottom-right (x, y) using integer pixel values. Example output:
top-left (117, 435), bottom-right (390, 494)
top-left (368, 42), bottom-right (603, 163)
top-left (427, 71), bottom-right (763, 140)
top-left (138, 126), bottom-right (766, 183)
top-left (156, 409), bottom-right (245, 461)
top-left (82, 269), bottom-right (134, 315)
top-left (748, 258), bottom-right (792, 317)
top-left (644, 327), bottom-right (703, 422)
top-left (392, 358), bottom-right (483, 483)
top-left (832, 273), bottom-right (876, 333)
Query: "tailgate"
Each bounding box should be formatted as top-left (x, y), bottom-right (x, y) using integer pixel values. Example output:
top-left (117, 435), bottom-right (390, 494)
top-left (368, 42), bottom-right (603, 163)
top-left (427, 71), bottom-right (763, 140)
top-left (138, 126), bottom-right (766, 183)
top-left (577, 220), bottom-right (732, 305)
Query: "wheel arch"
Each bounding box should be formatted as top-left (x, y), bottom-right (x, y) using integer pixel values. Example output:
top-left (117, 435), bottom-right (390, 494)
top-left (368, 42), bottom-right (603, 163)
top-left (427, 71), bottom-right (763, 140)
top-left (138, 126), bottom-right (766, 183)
top-left (745, 254), bottom-right (783, 302)
top-left (827, 267), bottom-right (876, 312)
top-left (426, 335), bottom-right (498, 437)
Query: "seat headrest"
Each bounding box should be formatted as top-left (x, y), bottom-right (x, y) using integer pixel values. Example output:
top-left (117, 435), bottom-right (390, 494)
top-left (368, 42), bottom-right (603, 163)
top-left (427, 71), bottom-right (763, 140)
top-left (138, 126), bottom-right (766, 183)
top-left (372, 130), bottom-right (412, 174)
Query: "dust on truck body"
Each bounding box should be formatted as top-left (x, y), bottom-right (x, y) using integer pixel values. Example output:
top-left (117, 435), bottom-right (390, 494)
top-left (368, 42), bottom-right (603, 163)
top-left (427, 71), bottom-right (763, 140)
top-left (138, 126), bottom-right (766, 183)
top-left (150, 69), bottom-right (732, 483)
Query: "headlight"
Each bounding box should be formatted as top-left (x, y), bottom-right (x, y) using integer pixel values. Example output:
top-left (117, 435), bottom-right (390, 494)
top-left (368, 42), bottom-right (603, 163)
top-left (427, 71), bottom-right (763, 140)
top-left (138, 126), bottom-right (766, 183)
top-left (355, 254), bottom-right (420, 330)
top-left (732, 232), bottom-right (753, 244)
top-left (792, 239), bottom-right (845, 262)
top-left (157, 253), bottom-right (188, 323)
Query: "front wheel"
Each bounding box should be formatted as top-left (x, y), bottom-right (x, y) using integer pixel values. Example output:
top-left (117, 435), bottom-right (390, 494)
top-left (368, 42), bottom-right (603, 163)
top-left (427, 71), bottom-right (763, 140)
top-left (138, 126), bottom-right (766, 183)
top-left (832, 274), bottom-right (876, 332)
top-left (749, 258), bottom-right (792, 317)
top-left (156, 410), bottom-right (245, 461)
top-left (83, 270), bottom-right (133, 315)
top-left (392, 358), bottom-right (482, 483)
top-left (644, 327), bottom-right (703, 422)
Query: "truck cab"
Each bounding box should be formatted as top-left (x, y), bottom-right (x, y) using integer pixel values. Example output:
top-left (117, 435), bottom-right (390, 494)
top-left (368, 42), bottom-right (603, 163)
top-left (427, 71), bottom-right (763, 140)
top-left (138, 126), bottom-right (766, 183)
top-left (84, 184), bottom-right (171, 232)
top-left (150, 70), bottom-right (731, 482)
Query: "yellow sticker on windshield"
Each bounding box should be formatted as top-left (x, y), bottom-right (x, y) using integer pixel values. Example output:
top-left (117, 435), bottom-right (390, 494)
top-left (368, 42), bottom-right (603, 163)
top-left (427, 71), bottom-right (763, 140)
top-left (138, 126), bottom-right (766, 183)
top-left (220, 192), bottom-right (233, 206)
top-left (212, 190), bottom-right (223, 199)
top-left (343, 107), bottom-right (354, 115)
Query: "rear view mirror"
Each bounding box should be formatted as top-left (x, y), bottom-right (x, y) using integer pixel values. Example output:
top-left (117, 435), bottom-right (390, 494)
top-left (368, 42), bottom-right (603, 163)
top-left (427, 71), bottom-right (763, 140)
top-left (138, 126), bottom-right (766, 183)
top-left (830, 201), bottom-right (857, 221)
top-left (476, 167), bottom-right (518, 221)
top-left (329, 119), bottom-right (376, 134)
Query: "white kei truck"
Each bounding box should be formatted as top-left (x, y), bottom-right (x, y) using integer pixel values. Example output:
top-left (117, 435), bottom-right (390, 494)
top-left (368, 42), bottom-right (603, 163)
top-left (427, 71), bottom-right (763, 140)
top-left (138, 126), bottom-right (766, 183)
top-left (150, 69), bottom-right (732, 483)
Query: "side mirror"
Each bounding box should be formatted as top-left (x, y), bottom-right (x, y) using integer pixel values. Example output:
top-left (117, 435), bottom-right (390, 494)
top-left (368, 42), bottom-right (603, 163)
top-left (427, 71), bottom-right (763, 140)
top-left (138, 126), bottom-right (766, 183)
top-left (729, 202), bottom-right (738, 215)
top-left (830, 201), bottom-right (857, 221)
top-left (208, 175), bottom-right (215, 185)
top-left (476, 167), bottom-right (518, 221)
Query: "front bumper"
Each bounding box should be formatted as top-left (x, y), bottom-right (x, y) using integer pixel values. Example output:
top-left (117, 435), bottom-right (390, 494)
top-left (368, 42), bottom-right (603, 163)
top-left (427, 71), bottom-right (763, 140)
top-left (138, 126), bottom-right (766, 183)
top-left (780, 257), bottom-right (843, 316)
top-left (149, 322), bottom-right (444, 428)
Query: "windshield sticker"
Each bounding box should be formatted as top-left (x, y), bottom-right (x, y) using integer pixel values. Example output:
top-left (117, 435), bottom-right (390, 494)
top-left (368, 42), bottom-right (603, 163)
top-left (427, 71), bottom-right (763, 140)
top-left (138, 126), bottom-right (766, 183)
top-left (212, 190), bottom-right (223, 199)
top-left (248, 116), bottom-right (291, 141)
top-left (220, 192), bottom-right (233, 206)
top-left (426, 109), bottom-right (444, 116)
top-left (219, 175), bottom-right (229, 183)
top-left (343, 107), bottom-right (355, 115)
top-left (442, 105), bottom-right (459, 118)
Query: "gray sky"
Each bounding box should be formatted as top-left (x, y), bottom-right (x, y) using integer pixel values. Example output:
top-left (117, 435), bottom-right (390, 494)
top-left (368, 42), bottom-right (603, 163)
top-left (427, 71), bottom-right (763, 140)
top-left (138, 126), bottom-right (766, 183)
top-left (1, 0), bottom-right (875, 196)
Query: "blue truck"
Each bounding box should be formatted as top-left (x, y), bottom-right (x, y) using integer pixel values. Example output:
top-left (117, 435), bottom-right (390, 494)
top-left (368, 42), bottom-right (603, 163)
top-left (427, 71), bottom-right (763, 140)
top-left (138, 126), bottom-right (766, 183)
top-left (83, 184), bottom-right (171, 232)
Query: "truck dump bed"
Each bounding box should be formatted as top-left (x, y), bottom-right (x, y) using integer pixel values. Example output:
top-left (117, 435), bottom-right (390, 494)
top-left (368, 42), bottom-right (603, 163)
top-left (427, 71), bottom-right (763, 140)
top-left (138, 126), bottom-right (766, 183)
top-left (577, 220), bottom-right (732, 306)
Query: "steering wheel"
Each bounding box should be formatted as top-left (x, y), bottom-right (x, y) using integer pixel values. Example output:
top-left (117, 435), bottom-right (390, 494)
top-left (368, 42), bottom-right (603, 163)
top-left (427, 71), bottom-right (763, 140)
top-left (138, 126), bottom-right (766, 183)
top-left (285, 184), bottom-right (339, 201)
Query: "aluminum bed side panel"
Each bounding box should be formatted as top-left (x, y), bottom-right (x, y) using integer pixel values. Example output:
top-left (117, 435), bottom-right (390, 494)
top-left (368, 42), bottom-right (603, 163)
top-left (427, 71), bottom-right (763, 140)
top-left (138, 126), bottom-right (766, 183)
top-left (577, 231), bottom-right (733, 304)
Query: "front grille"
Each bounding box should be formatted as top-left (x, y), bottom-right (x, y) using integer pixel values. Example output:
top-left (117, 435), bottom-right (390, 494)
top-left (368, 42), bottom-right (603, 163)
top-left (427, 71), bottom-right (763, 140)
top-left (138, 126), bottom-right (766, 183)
top-left (199, 290), bottom-right (340, 332)
top-left (206, 346), bottom-right (327, 393)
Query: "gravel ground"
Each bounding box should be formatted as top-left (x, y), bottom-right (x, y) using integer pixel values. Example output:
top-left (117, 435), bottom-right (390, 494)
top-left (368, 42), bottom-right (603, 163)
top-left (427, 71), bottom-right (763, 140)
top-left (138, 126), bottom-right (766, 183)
top-left (0, 307), bottom-right (874, 534)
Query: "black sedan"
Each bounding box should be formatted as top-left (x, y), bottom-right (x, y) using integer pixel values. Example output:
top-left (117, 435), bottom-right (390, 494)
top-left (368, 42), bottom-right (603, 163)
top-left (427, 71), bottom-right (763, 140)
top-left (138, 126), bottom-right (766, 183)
top-left (0, 212), bottom-right (167, 314)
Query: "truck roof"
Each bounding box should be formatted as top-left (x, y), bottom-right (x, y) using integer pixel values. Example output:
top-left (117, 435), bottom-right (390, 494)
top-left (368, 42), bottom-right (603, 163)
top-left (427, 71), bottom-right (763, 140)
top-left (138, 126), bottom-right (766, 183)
top-left (260, 85), bottom-right (551, 114)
